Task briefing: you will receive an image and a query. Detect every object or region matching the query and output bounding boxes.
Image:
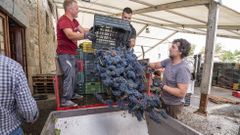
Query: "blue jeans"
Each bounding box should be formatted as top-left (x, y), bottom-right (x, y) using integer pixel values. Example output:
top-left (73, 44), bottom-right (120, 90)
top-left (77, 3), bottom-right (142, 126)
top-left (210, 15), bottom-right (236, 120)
top-left (10, 127), bottom-right (24, 135)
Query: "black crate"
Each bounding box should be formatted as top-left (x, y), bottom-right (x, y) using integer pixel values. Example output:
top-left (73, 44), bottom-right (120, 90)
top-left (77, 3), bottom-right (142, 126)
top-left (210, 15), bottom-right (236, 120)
top-left (92, 14), bottom-right (132, 49)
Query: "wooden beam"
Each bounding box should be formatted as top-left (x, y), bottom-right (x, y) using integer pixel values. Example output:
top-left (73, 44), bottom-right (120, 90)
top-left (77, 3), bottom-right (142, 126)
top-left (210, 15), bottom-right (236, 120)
top-left (228, 30), bottom-right (240, 36)
top-left (135, 45), bottom-right (151, 47)
top-left (197, 0), bottom-right (219, 115)
top-left (138, 31), bottom-right (178, 57)
top-left (165, 10), bottom-right (206, 24)
top-left (130, 0), bottom-right (207, 25)
top-left (138, 36), bottom-right (163, 41)
top-left (132, 23), bottom-right (240, 30)
top-left (129, 0), bottom-right (153, 7)
top-left (133, 0), bottom-right (210, 14)
top-left (130, 19), bottom-right (240, 39)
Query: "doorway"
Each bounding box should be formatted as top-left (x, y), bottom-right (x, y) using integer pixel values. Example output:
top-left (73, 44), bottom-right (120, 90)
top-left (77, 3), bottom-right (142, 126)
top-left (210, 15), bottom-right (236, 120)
top-left (0, 10), bottom-right (27, 73)
top-left (9, 18), bottom-right (27, 72)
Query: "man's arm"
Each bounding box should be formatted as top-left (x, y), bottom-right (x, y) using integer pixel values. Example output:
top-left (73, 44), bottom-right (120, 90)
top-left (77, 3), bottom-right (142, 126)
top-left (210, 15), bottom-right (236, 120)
top-left (149, 62), bottom-right (162, 69)
top-left (162, 66), bottom-right (190, 98)
top-left (14, 65), bottom-right (39, 123)
top-left (130, 38), bottom-right (136, 48)
top-left (63, 28), bottom-right (85, 41)
top-left (162, 83), bottom-right (188, 98)
top-left (130, 25), bottom-right (136, 48)
top-left (77, 25), bottom-right (89, 33)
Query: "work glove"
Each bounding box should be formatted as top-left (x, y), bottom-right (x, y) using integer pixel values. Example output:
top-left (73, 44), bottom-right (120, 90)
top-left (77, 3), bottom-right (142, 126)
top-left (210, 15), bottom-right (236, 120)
top-left (84, 32), bottom-right (96, 41)
top-left (153, 70), bottom-right (161, 77)
top-left (152, 78), bottom-right (165, 90)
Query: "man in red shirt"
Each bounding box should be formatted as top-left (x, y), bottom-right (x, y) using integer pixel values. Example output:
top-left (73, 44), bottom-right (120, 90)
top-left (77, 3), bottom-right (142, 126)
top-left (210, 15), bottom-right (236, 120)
top-left (57, 0), bottom-right (91, 107)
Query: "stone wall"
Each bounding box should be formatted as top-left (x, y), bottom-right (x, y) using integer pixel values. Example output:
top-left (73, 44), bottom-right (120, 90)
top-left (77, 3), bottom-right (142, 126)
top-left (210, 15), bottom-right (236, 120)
top-left (0, 0), bottom-right (57, 93)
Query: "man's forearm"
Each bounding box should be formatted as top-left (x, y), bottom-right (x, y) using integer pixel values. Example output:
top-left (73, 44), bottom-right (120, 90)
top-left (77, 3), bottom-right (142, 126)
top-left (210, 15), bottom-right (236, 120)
top-left (149, 62), bottom-right (161, 69)
top-left (162, 85), bottom-right (186, 98)
top-left (68, 32), bottom-right (85, 40)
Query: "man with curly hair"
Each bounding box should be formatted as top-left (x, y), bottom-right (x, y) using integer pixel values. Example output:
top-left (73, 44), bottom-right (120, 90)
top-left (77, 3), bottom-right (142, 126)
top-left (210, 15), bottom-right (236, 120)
top-left (150, 38), bottom-right (191, 119)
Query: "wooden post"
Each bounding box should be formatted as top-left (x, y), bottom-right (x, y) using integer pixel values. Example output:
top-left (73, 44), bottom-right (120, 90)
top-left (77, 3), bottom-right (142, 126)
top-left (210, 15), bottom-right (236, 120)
top-left (197, 0), bottom-right (219, 115)
top-left (37, 0), bottom-right (42, 74)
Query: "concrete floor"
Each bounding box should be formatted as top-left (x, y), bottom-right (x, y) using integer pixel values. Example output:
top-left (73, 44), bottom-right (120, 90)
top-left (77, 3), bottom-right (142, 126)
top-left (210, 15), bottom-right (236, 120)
top-left (190, 86), bottom-right (240, 111)
top-left (179, 87), bottom-right (240, 135)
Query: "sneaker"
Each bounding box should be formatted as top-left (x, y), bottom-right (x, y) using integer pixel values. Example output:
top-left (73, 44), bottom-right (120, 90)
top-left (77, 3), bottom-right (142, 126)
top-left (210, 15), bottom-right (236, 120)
top-left (61, 100), bottom-right (78, 107)
top-left (71, 93), bottom-right (83, 100)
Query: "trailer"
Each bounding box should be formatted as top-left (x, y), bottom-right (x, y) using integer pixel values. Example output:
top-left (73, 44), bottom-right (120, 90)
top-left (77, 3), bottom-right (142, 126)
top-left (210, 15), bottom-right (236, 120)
top-left (49, 57), bottom-right (202, 135)
top-left (41, 106), bottom-right (202, 135)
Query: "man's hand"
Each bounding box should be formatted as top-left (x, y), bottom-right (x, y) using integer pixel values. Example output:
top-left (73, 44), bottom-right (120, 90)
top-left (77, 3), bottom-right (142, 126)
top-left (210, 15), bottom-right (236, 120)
top-left (154, 70), bottom-right (161, 77)
top-left (84, 32), bottom-right (96, 41)
top-left (129, 38), bottom-right (135, 48)
top-left (158, 81), bottom-right (165, 90)
top-left (152, 78), bottom-right (165, 90)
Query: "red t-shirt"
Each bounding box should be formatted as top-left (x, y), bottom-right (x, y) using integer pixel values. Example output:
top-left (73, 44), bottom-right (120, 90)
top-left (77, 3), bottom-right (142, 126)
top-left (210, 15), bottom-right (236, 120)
top-left (56, 15), bottom-right (79, 55)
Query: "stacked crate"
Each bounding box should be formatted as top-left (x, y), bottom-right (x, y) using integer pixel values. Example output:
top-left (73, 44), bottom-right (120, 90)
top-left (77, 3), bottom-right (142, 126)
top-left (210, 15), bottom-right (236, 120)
top-left (32, 74), bottom-right (54, 94)
top-left (83, 42), bottom-right (103, 94)
top-left (75, 48), bottom-right (85, 94)
top-left (75, 41), bottom-right (105, 95)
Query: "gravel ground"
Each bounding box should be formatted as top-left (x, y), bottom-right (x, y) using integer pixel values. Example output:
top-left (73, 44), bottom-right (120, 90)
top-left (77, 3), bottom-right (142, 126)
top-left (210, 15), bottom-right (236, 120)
top-left (178, 105), bottom-right (240, 135)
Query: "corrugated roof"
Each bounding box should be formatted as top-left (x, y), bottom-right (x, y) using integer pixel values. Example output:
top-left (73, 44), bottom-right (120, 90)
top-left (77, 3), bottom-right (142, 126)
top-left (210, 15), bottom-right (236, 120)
top-left (54, 0), bottom-right (240, 37)
top-left (53, 0), bottom-right (240, 57)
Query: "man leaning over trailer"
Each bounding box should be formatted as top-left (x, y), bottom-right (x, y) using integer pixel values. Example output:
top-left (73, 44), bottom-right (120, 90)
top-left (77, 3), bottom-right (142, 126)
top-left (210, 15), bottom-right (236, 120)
top-left (0, 54), bottom-right (39, 135)
top-left (150, 39), bottom-right (191, 119)
top-left (56, 0), bottom-right (93, 107)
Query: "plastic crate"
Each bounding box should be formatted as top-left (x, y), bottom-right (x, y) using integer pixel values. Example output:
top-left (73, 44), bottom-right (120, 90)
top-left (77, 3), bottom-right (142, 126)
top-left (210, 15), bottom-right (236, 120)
top-left (232, 91), bottom-right (240, 98)
top-left (83, 41), bottom-right (92, 49)
top-left (75, 83), bottom-right (85, 95)
top-left (76, 60), bottom-right (84, 72)
top-left (85, 82), bottom-right (103, 94)
top-left (84, 53), bottom-right (95, 60)
top-left (76, 48), bottom-right (84, 60)
top-left (82, 41), bottom-right (95, 53)
top-left (84, 62), bottom-right (96, 72)
top-left (92, 14), bottom-right (132, 49)
top-left (76, 72), bottom-right (84, 83)
top-left (184, 93), bottom-right (191, 106)
top-left (85, 71), bottom-right (100, 82)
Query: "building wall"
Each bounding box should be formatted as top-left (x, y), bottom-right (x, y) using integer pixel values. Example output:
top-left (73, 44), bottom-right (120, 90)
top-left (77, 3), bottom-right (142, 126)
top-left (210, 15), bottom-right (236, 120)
top-left (0, 0), bottom-right (57, 92)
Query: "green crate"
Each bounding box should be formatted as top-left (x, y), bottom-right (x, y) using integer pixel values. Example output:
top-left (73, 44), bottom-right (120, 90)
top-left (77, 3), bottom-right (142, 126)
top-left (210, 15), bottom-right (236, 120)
top-left (85, 82), bottom-right (103, 94)
top-left (84, 71), bottom-right (100, 82)
top-left (76, 72), bottom-right (84, 83)
top-left (75, 83), bottom-right (85, 94)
